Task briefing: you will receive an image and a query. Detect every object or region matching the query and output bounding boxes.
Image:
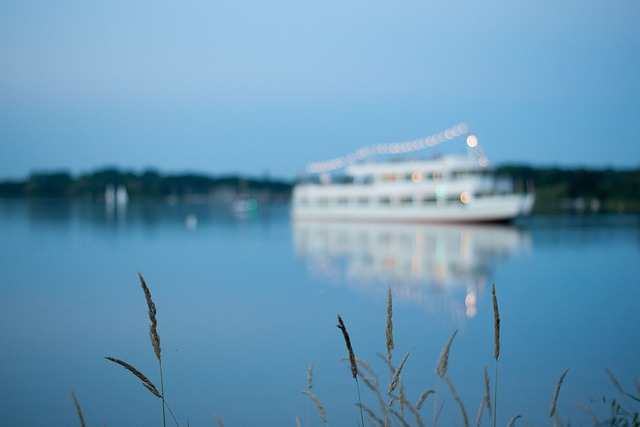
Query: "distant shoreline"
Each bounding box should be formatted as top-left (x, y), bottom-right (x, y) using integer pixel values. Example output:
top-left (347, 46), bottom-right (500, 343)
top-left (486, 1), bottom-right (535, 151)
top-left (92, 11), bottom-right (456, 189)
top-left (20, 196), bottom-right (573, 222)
top-left (0, 165), bottom-right (639, 214)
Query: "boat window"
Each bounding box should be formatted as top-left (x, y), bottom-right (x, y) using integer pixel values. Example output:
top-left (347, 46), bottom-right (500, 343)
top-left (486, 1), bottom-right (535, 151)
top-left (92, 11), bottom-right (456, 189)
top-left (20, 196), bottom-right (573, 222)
top-left (419, 196), bottom-right (437, 205)
top-left (317, 198), bottom-right (329, 206)
top-left (298, 197), bottom-right (309, 206)
top-left (384, 174), bottom-right (396, 182)
top-left (379, 196), bottom-right (391, 206)
top-left (357, 197), bottom-right (369, 205)
top-left (400, 196), bottom-right (413, 205)
top-left (337, 197), bottom-right (348, 205)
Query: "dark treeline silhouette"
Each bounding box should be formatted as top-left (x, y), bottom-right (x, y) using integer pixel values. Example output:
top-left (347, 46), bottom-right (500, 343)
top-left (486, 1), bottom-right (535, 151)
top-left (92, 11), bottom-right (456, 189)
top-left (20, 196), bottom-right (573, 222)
top-left (496, 164), bottom-right (640, 213)
top-left (0, 165), bottom-right (638, 213)
top-left (0, 168), bottom-right (291, 203)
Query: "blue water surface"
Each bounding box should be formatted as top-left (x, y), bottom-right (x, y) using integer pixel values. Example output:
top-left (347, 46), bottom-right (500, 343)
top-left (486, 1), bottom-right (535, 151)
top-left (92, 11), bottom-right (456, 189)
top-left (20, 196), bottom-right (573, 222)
top-left (0, 200), bottom-right (638, 427)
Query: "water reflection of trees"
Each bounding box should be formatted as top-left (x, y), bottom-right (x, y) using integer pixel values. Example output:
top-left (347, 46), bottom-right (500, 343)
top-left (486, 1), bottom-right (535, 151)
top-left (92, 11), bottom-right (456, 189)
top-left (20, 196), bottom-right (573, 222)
top-left (293, 221), bottom-right (532, 318)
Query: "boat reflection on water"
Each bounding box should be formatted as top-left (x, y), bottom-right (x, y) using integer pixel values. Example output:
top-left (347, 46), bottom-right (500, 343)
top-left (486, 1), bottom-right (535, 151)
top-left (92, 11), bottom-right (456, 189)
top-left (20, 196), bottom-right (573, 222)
top-left (292, 220), bottom-right (532, 318)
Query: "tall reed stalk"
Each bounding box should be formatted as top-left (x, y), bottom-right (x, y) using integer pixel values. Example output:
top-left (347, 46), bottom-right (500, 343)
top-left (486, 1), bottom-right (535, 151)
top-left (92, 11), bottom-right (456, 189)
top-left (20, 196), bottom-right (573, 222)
top-left (70, 390), bottom-right (86, 427)
top-left (386, 287), bottom-right (395, 427)
top-left (550, 368), bottom-right (569, 425)
top-left (337, 314), bottom-right (365, 427)
top-left (435, 329), bottom-right (458, 427)
top-left (105, 273), bottom-right (179, 427)
top-left (492, 283), bottom-right (500, 427)
top-left (138, 272), bottom-right (166, 427)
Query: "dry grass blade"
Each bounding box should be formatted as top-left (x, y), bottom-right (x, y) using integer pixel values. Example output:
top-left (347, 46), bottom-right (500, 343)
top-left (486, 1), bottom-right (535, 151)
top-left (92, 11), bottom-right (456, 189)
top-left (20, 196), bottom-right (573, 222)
top-left (356, 358), bottom-right (379, 386)
top-left (549, 368), bottom-right (569, 417)
top-left (213, 413), bottom-right (225, 427)
top-left (295, 416), bottom-right (302, 427)
top-left (475, 395), bottom-right (485, 427)
top-left (358, 403), bottom-right (386, 427)
top-left (302, 390), bottom-right (327, 423)
top-left (483, 365), bottom-right (492, 416)
top-left (386, 287), bottom-right (394, 362)
top-left (416, 390), bottom-right (434, 410)
top-left (444, 376), bottom-right (469, 427)
top-left (575, 402), bottom-right (601, 425)
top-left (391, 410), bottom-right (412, 427)
top-left (436, 329), bottom-right (458, 378)
top-left (605, 368), bottom-right (624, 394)
top-left (492, 284), bottom-right (500, 360)
top-left (138, 272), bottom-right (161, 361)
top-left (307, 363), bottom-right (313, 390)
top-left (361, 375), bottom-right (387, 411)
top-left (337, 314), bottom-right (358, 379)
top-left (553, 412), bottom-right (565, 427)
top-left (396, 392), bottom-right (425, 427)
top-left (389, 352), bottom-right (410, 395)
top-left (505, 414), bottom-right (522, 427)
top-left (359, 374), bottom-right (389, 421)
top-left (70, 390), bottom-right (86, 427)
top-left (605, 368), bottom-right (640, 403)
top-left (104, 356), bottom-right (161, 398)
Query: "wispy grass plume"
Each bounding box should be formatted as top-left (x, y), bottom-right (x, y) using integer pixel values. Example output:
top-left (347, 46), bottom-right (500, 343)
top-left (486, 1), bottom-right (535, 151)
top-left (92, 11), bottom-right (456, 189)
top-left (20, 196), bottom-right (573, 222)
top-left (436, 329), bottom-right (458, 378)
top-left (605, 368), bottom-right (640, 403)
top-left (444, 376), bottom-right (469, 427)
top-left (386, 286), bottom-right (394, 363)
top-left (389, 352), bottom-right (410, 396)
top-left (575, 402), bottom-right (601, 425)
top-left (302, 390), bottom-right (327, 424)
top-left (385, 287), bottom-right (396, 427)
top-left (550, 368), bottom-right (569, 417)
top-left (104, 356), bottom-right (161, 398)
top-left (138, 272), bottom-right (166, 426)
top-left (213, 413), bottom-right (226, 427)
top-left (337, 315), bottom-right (358, 379)
top-left (416, 390), bottom-right (434, 410)
top-left (139, 272), bottom-right (161, 361)
top-left (484, 365), bottom-right (492, 417)
top-left (492, 283), bottom-right (500, 427)
top-left (476, 395), bottom-right (485, 427)
top-left (337, 314), bottom-right (364, 427)
top-left (505, 414), bottom-right (522, 427)
top-left (70, 390), bottom-right (86, 427)
top-left (492, 284), bottom-right (500, 361)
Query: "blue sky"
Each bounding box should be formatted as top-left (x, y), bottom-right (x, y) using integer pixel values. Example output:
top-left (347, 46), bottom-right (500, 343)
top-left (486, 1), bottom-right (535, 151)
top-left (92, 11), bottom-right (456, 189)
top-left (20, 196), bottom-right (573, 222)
top-left (1, 0), bottom-right (639, 180)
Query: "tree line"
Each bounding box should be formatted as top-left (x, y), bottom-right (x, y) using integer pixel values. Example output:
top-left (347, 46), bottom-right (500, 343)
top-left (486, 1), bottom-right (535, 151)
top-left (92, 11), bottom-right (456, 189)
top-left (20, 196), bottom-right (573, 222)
top-left (496, 164), bottom-right (640, 213)
top-left (0, 165), bottom-right (638, 213)
top-left (0, 168), bottom-right (291, 203)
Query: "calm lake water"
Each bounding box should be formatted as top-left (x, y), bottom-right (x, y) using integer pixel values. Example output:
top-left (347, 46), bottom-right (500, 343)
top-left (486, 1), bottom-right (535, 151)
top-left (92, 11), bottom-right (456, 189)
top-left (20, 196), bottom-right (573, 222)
top-left (0, 199), bottom-right (638, 427)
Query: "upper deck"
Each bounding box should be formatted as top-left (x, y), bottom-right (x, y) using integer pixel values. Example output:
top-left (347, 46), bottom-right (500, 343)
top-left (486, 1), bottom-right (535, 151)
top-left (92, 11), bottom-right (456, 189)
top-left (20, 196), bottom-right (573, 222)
top-left (343, 155), bottom-right (491, 185)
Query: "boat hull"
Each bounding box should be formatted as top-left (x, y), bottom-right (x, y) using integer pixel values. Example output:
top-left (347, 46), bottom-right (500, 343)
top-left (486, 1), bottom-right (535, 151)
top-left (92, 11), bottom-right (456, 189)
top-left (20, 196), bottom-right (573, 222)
top-left (291, 193), bottom-right (534, 224)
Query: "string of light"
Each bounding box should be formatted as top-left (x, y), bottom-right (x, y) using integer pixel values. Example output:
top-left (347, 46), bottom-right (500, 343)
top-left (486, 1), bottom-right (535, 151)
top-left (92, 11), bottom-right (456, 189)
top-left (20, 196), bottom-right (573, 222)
top-left (306, 122), bottom-right (471, 174)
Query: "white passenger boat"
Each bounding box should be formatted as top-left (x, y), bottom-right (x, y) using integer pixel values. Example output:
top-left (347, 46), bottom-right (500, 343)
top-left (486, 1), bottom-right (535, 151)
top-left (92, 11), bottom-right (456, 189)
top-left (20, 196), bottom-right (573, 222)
top-left (291, 124), bottom-right (534, 223)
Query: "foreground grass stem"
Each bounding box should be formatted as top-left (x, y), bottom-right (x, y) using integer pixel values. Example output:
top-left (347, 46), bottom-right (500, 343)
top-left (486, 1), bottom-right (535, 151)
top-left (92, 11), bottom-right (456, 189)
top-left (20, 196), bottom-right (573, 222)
top-left (337, 314), bottom-right (365, 427)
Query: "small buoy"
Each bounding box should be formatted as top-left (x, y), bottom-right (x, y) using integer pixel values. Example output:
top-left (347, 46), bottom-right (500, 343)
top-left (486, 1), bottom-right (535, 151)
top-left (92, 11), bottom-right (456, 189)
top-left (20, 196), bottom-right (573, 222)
top-left (185, 214), bottom-right (197, 229)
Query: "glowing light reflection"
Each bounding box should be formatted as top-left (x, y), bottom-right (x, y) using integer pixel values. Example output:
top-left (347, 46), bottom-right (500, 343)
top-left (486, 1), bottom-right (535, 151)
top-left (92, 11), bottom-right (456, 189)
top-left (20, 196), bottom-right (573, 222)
top-left (466, 135), bottom-right (478, 148)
